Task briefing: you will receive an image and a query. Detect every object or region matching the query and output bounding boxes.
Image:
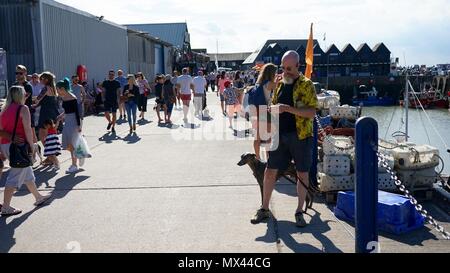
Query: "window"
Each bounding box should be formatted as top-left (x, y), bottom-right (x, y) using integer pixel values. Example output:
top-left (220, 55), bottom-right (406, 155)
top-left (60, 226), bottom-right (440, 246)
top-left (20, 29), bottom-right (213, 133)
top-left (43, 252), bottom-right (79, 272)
top-left (263, 57), bottom-right (272, 63)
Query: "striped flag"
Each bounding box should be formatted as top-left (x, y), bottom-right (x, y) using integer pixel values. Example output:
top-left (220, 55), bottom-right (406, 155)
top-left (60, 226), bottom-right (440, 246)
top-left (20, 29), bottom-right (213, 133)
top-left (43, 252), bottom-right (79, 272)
top-left (305, 23), bottom-right (314, 79)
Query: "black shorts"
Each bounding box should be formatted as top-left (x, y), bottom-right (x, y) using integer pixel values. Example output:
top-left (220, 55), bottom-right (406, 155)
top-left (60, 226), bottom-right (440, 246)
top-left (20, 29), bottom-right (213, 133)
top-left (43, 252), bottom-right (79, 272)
top-left (104, 101), bottom-right (118, 113)
top-left (155, 98), bottom-right (165, 105)
top-left (267, 133), bottom-right (313, 172)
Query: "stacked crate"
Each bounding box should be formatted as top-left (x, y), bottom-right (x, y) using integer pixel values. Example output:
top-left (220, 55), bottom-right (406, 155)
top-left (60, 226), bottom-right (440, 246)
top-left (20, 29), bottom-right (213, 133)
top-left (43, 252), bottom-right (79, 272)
top-left (318, 136), bottom-right (355, 192)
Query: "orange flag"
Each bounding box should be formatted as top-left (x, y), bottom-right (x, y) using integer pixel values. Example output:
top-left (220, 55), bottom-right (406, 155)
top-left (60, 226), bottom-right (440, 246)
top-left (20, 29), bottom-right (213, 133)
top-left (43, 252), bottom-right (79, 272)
top-left (305, 23), bottom-right (314, 79)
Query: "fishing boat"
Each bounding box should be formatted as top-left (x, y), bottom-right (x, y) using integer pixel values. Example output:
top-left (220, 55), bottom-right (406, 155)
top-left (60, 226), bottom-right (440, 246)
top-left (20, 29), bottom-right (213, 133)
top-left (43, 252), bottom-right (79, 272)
top-left (352, 85), bottom-right (396, 106)
top-left (407, 76), bottom-right (449, 109)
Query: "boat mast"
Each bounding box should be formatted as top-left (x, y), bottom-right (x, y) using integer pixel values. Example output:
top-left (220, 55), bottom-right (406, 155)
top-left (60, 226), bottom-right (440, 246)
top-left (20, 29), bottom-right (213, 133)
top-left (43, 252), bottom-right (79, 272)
top-left (405, 73), bottom-right (409, 142)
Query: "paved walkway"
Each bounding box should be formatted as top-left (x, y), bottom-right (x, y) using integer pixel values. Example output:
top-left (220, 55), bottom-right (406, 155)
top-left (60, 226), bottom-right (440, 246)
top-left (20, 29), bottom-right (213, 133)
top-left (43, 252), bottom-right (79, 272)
top-left (0, 92), bottom-right (449, 253)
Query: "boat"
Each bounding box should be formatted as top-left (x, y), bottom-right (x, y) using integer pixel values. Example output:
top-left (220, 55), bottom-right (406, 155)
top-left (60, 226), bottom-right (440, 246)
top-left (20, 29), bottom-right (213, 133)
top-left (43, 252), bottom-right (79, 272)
top-left (352, 85), bottom-right (396, 106)
top-left (407, 76), bottom-right (449, 109)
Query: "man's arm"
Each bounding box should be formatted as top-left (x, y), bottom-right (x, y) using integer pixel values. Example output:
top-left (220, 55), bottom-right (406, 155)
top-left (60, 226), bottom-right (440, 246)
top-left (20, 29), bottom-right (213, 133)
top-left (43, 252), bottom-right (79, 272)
top-left (283, 106), bottom-right (316, 119)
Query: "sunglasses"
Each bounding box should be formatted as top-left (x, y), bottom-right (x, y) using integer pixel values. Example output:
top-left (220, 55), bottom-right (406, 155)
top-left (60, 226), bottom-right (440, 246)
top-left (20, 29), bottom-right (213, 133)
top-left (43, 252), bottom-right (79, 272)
top-left (280, 66), bottom-right (294, 72)
top-left (16, 72), bottom-right (24, 75)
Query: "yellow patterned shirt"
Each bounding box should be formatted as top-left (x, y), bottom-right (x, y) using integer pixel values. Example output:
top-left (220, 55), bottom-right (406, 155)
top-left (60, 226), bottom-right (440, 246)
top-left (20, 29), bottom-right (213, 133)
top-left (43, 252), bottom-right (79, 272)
top-left (272, 75), bottom-right (318, 140)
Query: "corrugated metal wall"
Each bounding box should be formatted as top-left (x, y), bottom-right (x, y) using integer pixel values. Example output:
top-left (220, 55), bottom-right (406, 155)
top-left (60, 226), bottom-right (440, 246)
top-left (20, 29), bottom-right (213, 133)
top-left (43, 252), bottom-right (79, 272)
top-left (164, 46), bottom-right (173, 75)
top-left (154, 44), bottom-right (163, 75)
top-left (41, 2), bottom-right (128, 86)
top-left (127, 33), bottom-right (156, 80)
top-left (0, 0), bottom-right (37, 84)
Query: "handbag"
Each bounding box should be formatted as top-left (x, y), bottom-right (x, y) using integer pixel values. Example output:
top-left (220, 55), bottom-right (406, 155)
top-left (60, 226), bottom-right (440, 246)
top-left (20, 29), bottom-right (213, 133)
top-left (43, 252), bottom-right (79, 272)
top-left (9, 105), bottom-right (32, 168)
top-left (144, 88), bottom-right (150, 97)
top-left (120, 94), bottom-right (129, 103)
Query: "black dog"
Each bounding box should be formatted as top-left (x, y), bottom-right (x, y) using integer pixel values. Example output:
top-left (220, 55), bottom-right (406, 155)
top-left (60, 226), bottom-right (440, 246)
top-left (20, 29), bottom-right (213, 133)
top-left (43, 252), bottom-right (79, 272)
top-left (238, 153), bottom-right (315, 213)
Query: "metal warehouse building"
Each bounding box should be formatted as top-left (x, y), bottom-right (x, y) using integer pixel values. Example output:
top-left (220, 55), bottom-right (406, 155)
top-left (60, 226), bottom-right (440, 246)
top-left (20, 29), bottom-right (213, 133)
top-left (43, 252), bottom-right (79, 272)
top-left (127, 29), bottom-right (173, 79)
top-left (0, 0), bottom-right (174, 88)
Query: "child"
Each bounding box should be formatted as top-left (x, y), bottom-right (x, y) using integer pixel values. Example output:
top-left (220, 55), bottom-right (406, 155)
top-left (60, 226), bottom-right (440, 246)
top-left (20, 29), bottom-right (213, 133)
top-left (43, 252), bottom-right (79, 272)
top-left (43, 119), bottom-right (62, 170)
top-left (223, 81), bottom-right (239, 129)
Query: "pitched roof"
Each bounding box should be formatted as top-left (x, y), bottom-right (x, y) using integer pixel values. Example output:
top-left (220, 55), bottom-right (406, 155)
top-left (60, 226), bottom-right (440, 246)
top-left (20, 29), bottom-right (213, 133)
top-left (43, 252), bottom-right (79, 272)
top-left (125, 23), bottom-right (188, 48)
top-left (341, 44), bottom-right (357, 53)
top-left (207, 52), bottom-right (252, 62)
top-left (325, 44), bottom-right (341, 54)
top-left (372, 43), bottom-right (391, 54)
top-left (357, 43), bottom-right (372, 52)
top-left (243, 39), bottom-right (318, 64)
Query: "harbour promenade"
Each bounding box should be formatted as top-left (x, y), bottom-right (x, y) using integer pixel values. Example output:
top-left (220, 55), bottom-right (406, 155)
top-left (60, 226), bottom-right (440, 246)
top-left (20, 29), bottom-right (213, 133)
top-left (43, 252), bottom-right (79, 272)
top-left (0, 93), bottom-right (449, 253)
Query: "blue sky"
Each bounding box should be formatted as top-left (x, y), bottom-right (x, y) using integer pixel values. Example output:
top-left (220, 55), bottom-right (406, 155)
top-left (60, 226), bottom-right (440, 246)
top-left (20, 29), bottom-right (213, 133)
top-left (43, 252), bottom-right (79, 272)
top-left (56, 0), bottom-right (450, 66)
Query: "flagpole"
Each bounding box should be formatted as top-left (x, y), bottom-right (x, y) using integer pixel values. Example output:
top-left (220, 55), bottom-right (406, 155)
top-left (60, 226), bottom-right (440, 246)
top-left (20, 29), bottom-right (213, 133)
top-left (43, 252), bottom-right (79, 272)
top-left (325, 32), bottom-right (329, 90)
top-left (215, 39), bottom-right (219, 72)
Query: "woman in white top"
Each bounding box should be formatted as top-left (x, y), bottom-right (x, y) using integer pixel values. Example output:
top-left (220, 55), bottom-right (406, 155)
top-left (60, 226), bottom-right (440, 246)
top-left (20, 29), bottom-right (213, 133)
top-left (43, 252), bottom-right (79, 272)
top-left (136, 72), bottom-right (151, 121)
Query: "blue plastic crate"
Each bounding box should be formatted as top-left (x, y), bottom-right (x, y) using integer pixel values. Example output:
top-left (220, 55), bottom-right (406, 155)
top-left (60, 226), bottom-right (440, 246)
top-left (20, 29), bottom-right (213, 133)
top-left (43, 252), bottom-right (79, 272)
top-left (334, 190), bottom-right (425, 235)
top-left (320, 115), bottom-right (332, 127)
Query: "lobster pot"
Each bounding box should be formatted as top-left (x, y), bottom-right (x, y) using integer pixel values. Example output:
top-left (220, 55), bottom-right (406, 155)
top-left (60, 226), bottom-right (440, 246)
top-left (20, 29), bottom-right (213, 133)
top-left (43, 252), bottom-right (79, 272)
top-left (392, 145), bottom-right (440, 170)
top-left (318, 173), bottom-right (354, 192)
top-left (330, 105), bottom-right (359, 120)
top-left (323, 155), bottom-right (351, 176)
top-left (320, 109), bottom-right (330, 117)
top-left (378, 173), bottom-right (398, 191)
top-left (378, 154), bottom-right (395, 173)
top-left (318, 162), bottom-right (324, 173)
top-left (323, 135), bottom-right (354, 156)
top-left (317, 96), bottom-right (340, 110)
top-left (396, 168), bottom-right (437, 188)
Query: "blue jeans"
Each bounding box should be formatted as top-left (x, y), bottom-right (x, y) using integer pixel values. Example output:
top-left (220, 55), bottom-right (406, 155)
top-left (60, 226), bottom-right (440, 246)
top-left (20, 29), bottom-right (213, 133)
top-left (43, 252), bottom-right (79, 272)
top-left (125, 101), bottom-right (137, 126)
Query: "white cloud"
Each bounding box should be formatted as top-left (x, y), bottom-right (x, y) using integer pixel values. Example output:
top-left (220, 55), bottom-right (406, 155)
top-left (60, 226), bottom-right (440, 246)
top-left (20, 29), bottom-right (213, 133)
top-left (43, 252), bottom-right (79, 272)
top-left (56, 0), bottom-right (450, 65)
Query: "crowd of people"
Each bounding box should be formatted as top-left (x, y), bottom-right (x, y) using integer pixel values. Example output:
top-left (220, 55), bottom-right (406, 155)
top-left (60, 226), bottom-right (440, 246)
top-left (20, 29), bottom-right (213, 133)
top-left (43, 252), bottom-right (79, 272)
top-left (0, 51), bottom-right (318, 228)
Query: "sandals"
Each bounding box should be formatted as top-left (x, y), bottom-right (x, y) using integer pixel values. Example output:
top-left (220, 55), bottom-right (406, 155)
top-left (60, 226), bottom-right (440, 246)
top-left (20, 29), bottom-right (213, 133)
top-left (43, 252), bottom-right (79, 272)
top-left (295, 211), bottom-right (308, 228)
top-left (1, 206), bottom-right (22, 217)
top-left (34, 195), bottom-right (51, 207)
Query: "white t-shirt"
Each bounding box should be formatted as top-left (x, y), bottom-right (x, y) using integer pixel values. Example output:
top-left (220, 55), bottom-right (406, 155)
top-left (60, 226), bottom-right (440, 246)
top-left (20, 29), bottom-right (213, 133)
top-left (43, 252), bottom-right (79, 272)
top-left (31, 82), bottom-right (44, 97)
top-left (177, 75), bottom-right (193, 95)
top-left (192, 76), bottom-right (207, 94)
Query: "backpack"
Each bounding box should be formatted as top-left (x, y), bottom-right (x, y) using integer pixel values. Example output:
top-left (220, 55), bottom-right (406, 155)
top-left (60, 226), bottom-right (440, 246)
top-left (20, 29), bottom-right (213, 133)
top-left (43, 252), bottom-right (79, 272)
top-left (247, 81), bottom-right (268, 107)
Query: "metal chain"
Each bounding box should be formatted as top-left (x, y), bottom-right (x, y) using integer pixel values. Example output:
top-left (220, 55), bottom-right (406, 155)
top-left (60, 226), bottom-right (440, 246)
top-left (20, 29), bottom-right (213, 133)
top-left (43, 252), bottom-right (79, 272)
top-left (377, 152), bottom-right (450, 240)
top-left (315, 115), bottom-right (354, 152)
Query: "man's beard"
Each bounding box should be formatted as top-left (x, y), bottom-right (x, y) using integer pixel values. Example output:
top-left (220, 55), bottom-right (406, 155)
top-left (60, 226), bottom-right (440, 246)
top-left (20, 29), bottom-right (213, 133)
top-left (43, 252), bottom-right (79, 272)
top-left (282, 76), bottom-right (295, 85)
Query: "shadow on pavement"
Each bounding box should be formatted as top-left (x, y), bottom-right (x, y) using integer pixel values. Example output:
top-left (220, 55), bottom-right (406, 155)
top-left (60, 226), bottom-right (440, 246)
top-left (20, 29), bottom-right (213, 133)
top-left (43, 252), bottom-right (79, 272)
top-left (137, 119), bottom-right (152, 126)
top-left (255, 210), bottom-right (343, 253)
top-left (182, 123), bottom-right (201, 129)
top-left (123, 133), bottom-right (142, 144)
top-left (98, 132), bottom-right (122, 144)
top-left (233, 129), bottom-right (251, 139)
top-left (0, 174), bottom-right (89, 253)
top-left (115, 119), bottom-right (128, 125)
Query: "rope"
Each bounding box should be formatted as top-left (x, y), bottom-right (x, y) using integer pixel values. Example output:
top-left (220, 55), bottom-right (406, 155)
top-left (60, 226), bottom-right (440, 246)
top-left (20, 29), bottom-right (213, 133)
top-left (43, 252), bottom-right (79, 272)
top-left (408, 81), bottom-right (450, 158)
top-left (384, 104), bottom-right (397, 139)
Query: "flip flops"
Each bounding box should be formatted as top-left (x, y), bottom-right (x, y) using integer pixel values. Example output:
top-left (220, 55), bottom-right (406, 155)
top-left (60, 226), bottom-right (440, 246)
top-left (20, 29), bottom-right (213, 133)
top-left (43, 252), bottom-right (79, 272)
top-left (1, 206), bottom-right (23, 217)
